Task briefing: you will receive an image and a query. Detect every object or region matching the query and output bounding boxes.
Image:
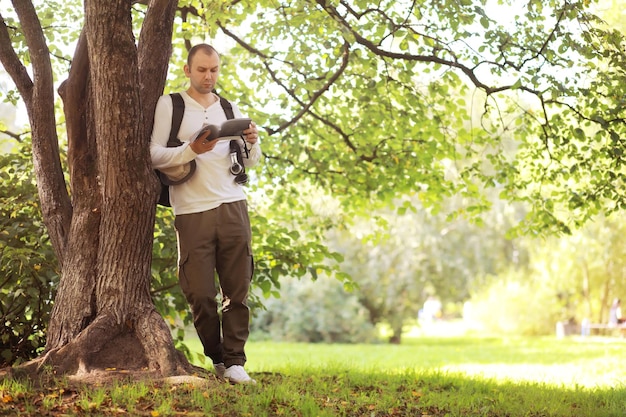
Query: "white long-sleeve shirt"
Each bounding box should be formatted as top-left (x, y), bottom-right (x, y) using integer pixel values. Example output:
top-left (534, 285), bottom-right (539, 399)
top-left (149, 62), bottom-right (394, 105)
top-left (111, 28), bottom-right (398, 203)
top-left (150, 91), bottom-right (261, 215)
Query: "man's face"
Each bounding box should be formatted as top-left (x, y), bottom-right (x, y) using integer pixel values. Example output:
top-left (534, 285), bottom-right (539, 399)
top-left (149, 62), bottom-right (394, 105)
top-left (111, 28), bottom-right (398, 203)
top-left (184, 50), bottom-right (220, 95)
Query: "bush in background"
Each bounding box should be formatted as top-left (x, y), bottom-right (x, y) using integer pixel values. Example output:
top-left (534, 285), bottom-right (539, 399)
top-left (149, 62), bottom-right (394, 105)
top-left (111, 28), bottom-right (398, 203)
top-left (251, 275), bottom-right (377, 343)
top-left (0, 146), bottom-right (59, 366)
top-left (465, 269), bottom-right (561, 336)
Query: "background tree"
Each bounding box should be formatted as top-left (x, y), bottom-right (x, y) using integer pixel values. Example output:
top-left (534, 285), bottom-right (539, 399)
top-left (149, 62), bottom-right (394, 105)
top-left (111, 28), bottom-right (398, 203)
top-left (465, 213), bottom-right (626, 335)
top-left (1, 0), bottom-right (625, 377)
top-left (327, 194), bottom-right (526, 343)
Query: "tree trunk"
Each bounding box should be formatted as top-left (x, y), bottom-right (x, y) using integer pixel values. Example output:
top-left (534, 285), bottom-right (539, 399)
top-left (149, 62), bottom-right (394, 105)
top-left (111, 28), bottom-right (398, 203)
top-left (2, 0), bottom-right (193, 378)
top-left (47, 29), bottom-right (100, 354)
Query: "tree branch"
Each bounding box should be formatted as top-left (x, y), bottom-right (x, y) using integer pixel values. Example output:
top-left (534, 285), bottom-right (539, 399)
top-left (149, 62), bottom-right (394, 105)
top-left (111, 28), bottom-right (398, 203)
top-left (137, 0), bottom-right (178, 141)
top-left (318, 0), bottom-right (515, 96)
top-left (0, 12), bottom-right (33, 102)
top-left (10, 0), bottom-right (72, 265)
top-left (219, 26), bottom-right (353, 140)
top-left (0, 127), bottom-right (27, 142)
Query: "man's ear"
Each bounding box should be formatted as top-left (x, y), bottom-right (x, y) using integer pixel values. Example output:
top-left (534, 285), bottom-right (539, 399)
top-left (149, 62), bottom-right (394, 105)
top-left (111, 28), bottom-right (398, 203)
top-left (183, 64), bottom-right (191, 77)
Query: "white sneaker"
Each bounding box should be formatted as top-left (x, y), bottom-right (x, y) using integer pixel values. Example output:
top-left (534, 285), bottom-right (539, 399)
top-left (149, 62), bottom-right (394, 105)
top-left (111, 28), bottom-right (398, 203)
top-left (223, 365), bottom-right (256, 384)
top-left (213, 362), bottom-right (226, 379)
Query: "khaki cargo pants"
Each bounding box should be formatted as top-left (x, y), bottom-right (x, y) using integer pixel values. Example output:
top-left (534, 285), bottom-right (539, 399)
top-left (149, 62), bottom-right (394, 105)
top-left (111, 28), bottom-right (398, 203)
top-left (175, 200), bottom-right (253, 367)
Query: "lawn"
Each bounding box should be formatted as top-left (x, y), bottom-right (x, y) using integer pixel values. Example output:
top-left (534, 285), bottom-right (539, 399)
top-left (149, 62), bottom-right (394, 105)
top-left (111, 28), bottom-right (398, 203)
top-left (2, 333), bottom-right (626, 416)
top-left (238, 335), bottom-right (626, 388)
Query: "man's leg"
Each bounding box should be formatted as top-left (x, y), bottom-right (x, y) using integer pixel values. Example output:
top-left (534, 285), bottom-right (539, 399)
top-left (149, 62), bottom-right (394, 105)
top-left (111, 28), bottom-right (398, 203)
top-left (215, 200), bottom-right (253, 367)
top-left (175, 211), bottom-right (223, 364)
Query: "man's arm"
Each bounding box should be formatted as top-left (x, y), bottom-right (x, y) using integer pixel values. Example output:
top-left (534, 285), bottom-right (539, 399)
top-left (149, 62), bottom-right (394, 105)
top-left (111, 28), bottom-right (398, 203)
top-left (242, 138), bottom-right (261, 168)
top-left (150, 95), bottom-right (198, 169)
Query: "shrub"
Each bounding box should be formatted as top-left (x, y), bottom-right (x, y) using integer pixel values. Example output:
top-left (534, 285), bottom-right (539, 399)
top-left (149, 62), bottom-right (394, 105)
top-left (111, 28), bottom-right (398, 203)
top-left (465, 270), bottom-right (561, 336)
top-left (0, 147), bottom-right (59, 366)
top-left (251, 275), bottom-right (377, 343)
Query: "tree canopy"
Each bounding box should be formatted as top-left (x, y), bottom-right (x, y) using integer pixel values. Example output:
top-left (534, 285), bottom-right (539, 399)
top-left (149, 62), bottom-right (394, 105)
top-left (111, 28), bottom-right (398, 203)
top-left (3, 0), bottom-right (625, 248)
top-left (206, 0), bottom-right (626, 235)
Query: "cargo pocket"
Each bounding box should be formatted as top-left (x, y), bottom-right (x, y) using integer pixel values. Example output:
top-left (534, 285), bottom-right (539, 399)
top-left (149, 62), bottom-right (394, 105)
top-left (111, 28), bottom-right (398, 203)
top-left (174, 215), bottom-right (191, 297)
top-left (177, 250), bottom-right (191, 298)
top-left (247, 242), bottom-right (254, 282)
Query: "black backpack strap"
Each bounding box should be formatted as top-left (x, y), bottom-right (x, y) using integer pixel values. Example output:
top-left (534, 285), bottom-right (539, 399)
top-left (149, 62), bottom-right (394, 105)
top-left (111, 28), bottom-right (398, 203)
top-left (219, 95), bottom-right (235, 120)
top-left (217, 94), bottom-right (251, 159)
top-left (168, 93), bottom-right (185, 145)
top-left (217, 94), bottom-right (249, 184)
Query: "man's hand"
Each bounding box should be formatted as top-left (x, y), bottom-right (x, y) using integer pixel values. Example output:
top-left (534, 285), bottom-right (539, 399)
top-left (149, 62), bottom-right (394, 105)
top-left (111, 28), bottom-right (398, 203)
top-left (243, 122), bottom-right (259, 144)
top-left (189, 129), bottom-right (218, 154)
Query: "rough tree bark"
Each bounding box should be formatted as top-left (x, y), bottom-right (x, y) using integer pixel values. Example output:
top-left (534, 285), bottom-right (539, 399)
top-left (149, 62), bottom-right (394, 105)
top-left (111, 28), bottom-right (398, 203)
top-left (0, 0), bottom-right (197, 379)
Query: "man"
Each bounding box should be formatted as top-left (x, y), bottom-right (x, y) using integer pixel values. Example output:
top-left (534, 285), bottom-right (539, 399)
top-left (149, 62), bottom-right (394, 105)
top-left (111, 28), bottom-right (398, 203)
top-left (150, 44), bottom-right (261, 384)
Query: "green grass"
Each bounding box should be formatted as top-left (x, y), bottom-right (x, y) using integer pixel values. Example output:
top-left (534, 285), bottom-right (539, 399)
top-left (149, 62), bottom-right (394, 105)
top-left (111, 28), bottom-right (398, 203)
top-left (2, 335), bottom-right (626, 416)
top-left (235, 335), bottom-right (626, 388)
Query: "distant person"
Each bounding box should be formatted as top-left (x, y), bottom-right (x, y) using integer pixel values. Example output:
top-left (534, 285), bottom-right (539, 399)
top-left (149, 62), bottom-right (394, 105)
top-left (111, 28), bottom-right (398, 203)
top-left (420, 296), bottom-right (442, 322)
top-left (608, 298), bottom-right (626, 326)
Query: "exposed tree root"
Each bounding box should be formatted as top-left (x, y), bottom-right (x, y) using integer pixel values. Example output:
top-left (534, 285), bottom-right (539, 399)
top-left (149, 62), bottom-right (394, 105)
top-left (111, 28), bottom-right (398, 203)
top-left (2, 310), bottom-right (207, 387)
top-left (1, 364), bottom-right (216, 390)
